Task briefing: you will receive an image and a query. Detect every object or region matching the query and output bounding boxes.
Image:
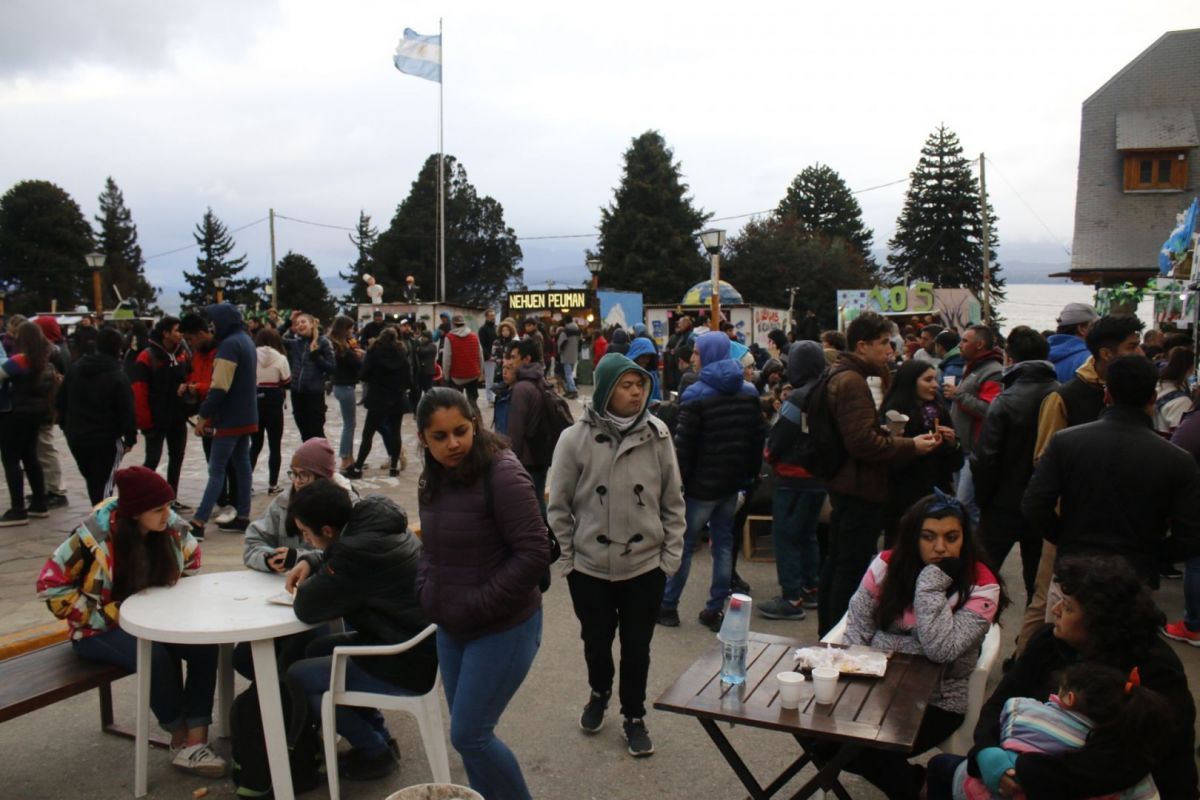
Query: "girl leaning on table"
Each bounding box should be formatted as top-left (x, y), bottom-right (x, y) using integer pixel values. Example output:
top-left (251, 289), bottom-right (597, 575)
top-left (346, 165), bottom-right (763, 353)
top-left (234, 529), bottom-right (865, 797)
top-left (837, 489), bottom-right (1006, 800)
top-left (35, 465), bottom-right (226, 778)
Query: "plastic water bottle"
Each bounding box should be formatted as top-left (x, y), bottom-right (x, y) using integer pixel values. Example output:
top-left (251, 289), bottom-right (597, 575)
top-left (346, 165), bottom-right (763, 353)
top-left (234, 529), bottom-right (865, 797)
top-left (718, 593), bottom-right (752, 686)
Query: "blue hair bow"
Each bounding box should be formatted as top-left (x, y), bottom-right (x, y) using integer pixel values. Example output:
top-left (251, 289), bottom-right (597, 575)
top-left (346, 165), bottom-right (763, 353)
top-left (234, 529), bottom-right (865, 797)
top-left (927, 487), bottom-right (965, 516)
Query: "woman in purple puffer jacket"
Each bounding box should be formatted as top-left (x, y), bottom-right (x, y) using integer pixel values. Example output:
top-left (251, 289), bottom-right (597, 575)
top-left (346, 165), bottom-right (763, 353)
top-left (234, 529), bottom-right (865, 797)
top-left (414, 387), bottom-right (550, 800)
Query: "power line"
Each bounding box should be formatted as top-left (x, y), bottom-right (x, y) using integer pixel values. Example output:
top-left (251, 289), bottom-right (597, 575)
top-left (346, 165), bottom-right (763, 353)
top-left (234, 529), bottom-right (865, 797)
top-left (143, 216), bottom-right (269, 261)
top-left (274, 213), bottom-right (355, 232)
top-left (982, 155), bottom-right (1073, 257)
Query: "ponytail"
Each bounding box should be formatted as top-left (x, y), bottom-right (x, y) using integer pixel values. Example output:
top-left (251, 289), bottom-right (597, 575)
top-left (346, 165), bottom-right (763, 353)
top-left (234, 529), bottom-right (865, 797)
top-left (1061, 663), bottom-right (1171, 762)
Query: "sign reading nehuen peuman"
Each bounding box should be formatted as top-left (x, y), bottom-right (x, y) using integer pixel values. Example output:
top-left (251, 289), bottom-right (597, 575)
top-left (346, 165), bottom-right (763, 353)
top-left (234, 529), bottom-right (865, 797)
top-left (504, 290), bottom-right (591, 315)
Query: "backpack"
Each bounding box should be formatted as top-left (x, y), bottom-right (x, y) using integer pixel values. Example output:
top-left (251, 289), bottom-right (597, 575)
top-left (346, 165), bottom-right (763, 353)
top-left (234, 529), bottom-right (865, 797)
top-left (230, 684), bottom-right (323, 798)
top-left (797, 368), bottom-right (847, 481)
top-left (526, 385), bottom-right (574, 466)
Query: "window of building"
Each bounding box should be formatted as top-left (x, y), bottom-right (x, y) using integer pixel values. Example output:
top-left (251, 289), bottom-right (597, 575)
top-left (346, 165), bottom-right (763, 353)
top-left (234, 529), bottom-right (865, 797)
top-left (1123, 150), bottom-right (1189, 191)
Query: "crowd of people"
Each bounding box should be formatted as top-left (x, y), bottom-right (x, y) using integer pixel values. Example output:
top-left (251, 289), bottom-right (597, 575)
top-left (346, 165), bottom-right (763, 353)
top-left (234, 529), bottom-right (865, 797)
top-left (7, 296), bottom-right (1200, 798)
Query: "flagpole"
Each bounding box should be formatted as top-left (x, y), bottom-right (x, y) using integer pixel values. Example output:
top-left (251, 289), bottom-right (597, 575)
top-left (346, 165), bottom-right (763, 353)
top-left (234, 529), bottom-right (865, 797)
top-left (437, 17), bottom-right (445, 304)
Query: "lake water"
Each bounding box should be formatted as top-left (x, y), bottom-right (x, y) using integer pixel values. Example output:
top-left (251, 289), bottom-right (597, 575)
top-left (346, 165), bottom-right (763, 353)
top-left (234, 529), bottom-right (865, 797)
top-left (996, 283), bottom-right (1155, 333)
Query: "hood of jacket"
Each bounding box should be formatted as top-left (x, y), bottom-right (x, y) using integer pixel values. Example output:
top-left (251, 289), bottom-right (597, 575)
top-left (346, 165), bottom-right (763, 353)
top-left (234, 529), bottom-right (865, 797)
top-left (516, 361), bottom-right (546, 384)
top-left (74, 352), bottom-right (122, 379)
top-left (590, 353), bottom-right (652, 421)
top-left (449, 324), bottom-right (473, 338)
top-left (205, 303), bottom-right (244, 340)
top-left (257, 346), bottom-right (287, 369)
top-left (694, 357), bottom-right (750, 397)
top-left (329, 495), bottom-right (413, 565)
top-left (694, 330), bottom-right (731, 366)
top-left (787, 340), bottom-right (825, 386)
top-left (626, 336), bottom-right (659, 368)
top-left (1047, 333), bottom-right (1089, 363)
top-left (1001, 359), bottom-right (1057, 386)
top-left (609, 328), bottom-right (630, 346)
top-left (498, 318), bottom-right (518, 338)
top-left (964, 347), bottom-right (1004, 376)
top-left (632, 322), bottom-right (647, 337)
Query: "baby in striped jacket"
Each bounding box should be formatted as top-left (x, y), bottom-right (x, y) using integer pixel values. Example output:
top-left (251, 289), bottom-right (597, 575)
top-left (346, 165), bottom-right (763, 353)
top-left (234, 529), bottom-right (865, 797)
top-left (954, 662), bottom-right (1161, 800)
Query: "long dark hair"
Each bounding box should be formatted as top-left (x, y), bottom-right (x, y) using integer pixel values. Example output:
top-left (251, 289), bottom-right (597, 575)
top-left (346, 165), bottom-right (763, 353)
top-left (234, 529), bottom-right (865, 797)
top-left (416, 387), bottom-right (508, 505)
top-left (109, 512), bottom-right (182, 603)
top-left (329, 315), bottom-right (356, 353)
top-left (1054, 556), bottom-right (1162, 664)
top-left (1060, 661), bottom-right (1171, 765)
top-left (874, 494), bottom-right (1007, 630)
top-left (882, 359), bottom-right (943, 421)
top-left (14, 321), bottom-right (51, 377)
top-left (373, 326), bottom-right (403, 355)
top-left (1160, 345), bottom-right (1194, 387)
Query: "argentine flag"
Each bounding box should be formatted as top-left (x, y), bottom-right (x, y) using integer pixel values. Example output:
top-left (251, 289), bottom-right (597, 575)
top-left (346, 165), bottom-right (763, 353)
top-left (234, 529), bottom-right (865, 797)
top-left (394, 28), bottom-right (441, 83)
top-left (1159, 197), bottom-right (1199, 275)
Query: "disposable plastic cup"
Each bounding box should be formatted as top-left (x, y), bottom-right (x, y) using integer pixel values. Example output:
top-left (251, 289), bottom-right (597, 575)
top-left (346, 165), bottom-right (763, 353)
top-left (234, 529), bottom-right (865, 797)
top-left (811, 665), bottom-right (840, 705)
top-left (776, 671), bottom-right (805, 709)
top-left (944, 376), bottom-right (958, 387)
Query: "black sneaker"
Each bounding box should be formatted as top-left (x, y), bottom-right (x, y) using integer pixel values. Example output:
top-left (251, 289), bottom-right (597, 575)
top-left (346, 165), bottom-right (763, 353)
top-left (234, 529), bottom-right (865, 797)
top-left (343, 465), bottom-right (364, 479)
top-left (730, 575), bottom-right (752, 595)
top-left (698, 608), bottom-right (724, 632)
top-left (267, 485), bottom-right (283, 496)
top-left (338, 746), bottom-right (399, 781)
top-left (27, 502), bottom-right (50, 518)
top-left (579, 690), bottom-right (610, 733)
top-left (758, 596), bottom-right (807, 620)
top-left (0, 508), bottom-right (29, 527)
top-left (188, 519), bottom-right (206, 541)
top-left (799, 587), bottom-right (819, 609)
top-left (656, 607), bottom-right (680, 627)
top-left (218, 516), bottom-right (249, 533)
top-left (171, 500), bottom-right (194, 515)
top-left (622, 718), bottom-right (654, 757)
top-left (44, 493), bottom-right (68, 509)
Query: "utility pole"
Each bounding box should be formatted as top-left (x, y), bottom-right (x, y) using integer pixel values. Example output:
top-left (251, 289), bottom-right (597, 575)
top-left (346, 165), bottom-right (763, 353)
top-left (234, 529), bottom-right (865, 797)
top-left (269, 208), bottom-right (278, 310)
top-left (979, 153), bottom-right (992, 326)
top-left (785, 286), bottom-right (798, 334)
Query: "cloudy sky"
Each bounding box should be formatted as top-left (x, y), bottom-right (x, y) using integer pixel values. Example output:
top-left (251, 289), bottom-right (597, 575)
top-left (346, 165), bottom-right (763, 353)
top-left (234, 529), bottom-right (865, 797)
top-left (1, 0), bottom-right (1196, 311)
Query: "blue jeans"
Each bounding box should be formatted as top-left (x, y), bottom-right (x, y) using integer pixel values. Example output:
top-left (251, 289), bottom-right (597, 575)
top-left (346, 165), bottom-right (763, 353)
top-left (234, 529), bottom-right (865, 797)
top-left (772, 487), bottom-right (824, 599)
top-left (438, 609), bottom-right (541, 800)
top-left (332, 384), bottom-right (357, 460)
top-left (955, 460), bottom-right (981, 526)
top-left (562, 362), bottom-right (577, 394)
top-left (1185, 555), bottom-right (1200, 631)
top-left (661, 493), bottom-right (739, 614)
top-left (196, 434), bottom-right (251, 522)
top-left (73, 627), bottom-right (218, 732)
top-left (288, 654), bottom-right (409, 757)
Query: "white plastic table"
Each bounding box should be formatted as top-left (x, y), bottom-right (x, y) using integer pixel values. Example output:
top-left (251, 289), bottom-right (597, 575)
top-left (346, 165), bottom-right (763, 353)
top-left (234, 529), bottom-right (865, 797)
top-left (120, 570), bottom-right (316, 799)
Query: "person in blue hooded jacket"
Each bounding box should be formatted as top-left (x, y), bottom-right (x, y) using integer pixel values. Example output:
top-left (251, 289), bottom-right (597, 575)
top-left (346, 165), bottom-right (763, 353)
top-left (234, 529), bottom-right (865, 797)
top-left (658, 331), bottom-right (766, 631)
top-left (1046, 302), bottom-right (1098, 383)
top-left (625, 337), bottom-right (662, 402)
top-left (190, 304), bottom-right (258, 536)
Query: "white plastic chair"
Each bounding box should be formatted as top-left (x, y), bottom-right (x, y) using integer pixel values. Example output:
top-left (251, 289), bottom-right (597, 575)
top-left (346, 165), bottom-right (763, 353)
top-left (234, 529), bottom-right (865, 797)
top-left (819, 614), bottom-right (1000, 755)
top-left (320, 623), bottom-right (451, 800)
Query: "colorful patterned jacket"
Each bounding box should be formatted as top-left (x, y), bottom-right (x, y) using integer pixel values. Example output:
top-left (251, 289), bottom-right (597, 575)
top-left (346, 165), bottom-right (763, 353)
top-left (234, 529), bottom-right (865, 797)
top-left (36, 499), bottom-right (201, 640)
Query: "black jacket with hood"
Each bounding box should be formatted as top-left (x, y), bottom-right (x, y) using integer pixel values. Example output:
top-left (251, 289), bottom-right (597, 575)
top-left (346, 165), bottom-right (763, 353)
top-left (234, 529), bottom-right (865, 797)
top-left (58, 352), bottom-right (137, 448)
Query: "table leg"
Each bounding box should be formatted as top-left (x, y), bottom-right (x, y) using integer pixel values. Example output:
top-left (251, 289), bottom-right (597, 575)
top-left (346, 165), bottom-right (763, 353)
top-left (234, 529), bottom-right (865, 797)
top-left (787, 743), bottom-right (860, 800)
top-left (217, 643), bottom-right (234, 738)
top-left (251, 639), bottom-right (295, 800)
top-left (134, 636), bottom-right (151, 798)
top-left (698, 718), bottom-right (770, 799)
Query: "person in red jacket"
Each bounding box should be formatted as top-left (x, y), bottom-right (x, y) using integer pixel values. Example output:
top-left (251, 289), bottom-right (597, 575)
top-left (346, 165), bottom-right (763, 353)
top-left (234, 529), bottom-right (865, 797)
top-left (439, 314), bottom-right (485, 415)
top-left (132, 316), bottom-right (191, 510)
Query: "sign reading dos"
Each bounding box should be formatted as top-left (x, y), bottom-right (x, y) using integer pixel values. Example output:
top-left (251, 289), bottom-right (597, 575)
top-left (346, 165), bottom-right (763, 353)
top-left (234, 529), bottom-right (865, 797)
top-left (505, 290), bottom-right (590, 314)
top-left (837, 282), bottom-right (936, 315)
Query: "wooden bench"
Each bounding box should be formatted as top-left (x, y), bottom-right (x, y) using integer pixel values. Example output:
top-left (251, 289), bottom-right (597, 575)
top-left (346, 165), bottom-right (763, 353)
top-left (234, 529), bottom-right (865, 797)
top-left (0, 622), bottom-right (167, 747)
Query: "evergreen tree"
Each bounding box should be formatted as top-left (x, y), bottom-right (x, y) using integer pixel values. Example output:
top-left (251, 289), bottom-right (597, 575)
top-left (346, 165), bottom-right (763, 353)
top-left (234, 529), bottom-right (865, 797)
top-left (373, 154), bottom-right (523, 308)
top-left (777, 163), bottom-right (877, 273)
top-left (0, 180), bottom-right (94, 313)
top-left (276, 251), bottom-right (336, 322)
top-left (95, 176), bottom-right (160, 315)
top-left (886, 126), bottom-right (1003, 319)
top-left (338, 210), bottom-right (378, 306)
top-left (179, 207), bottom-right (264, 309)
top-left (595, 130), bottom-right (710, 304)
top-left (723, 214), bottom-right (875, 329)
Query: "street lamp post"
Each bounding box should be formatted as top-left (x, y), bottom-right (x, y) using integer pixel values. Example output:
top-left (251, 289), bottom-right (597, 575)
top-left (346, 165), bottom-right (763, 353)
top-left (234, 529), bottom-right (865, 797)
top-left (85, 252), bottom-right (106, 316)
top-left (213, 276), bottom-right (227, 304)
top-left (586, 256), bottom-right (603, 334)
top-left (699, 229), bottom-right (726, 327)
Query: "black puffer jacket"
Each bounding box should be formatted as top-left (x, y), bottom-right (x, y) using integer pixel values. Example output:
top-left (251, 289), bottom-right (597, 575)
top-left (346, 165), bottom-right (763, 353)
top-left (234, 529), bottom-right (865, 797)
top-left (970, 360), bottom-right (1058, 512)
top-left (360, 345), bottom-right (412, 414)
top-left (58, 352), bottom-right (137, 448)
top-left (294, 496), bottom-right (436, 688)
top-left (674, 365), bottom-right (765, 501)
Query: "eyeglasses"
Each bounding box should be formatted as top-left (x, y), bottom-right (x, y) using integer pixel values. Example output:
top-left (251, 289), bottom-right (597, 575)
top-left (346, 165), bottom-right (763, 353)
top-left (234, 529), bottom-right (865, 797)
top-left (287, 470), bottom-right (314, 481)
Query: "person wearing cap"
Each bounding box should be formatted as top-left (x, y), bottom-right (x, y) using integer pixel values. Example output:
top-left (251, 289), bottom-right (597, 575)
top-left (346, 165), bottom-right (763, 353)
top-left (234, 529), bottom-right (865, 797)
top-left (548, 352), bottom-right (685, 756)
top-left (440, 314), bottom-right (485, 414)
top-left (1048, 302), bottom-right (1099, 383)
top-left (36, 466), bottom-right (226, 777)
top-left (435, 311), bottom-right (452, 343)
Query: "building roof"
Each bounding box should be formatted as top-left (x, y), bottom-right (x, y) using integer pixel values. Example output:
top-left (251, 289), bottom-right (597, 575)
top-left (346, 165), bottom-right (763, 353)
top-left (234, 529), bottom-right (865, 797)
top-left (1116, 107), bottom-right (1199, 150)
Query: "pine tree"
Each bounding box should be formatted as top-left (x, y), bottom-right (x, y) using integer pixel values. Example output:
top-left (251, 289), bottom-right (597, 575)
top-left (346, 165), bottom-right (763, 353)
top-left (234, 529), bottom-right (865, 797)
top-left (179, 207), bottom-right (264, 309)
top-left (95, 177), bottom-right (159, 315)
top-left (338, 210), bottom-right (378, 306)
top-left (723, 215), bottom-right (875, 329)
top-left (373, 154), bottom-right (523, 308)
top-left (777, 163), bottom-right (877, 273)
top-left (886, 126), bottom-right (1003, 319)
top-left (276, 251), bottom-right (336, 322)
top-left (595, 131), bottom-right (710, 304)
top-left (0, 180), bottom-right (94, 313)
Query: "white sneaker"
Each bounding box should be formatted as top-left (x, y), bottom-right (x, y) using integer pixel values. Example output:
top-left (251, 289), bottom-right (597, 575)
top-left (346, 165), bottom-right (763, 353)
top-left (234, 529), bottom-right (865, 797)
top-left (214, 506), bottom-right (237, 525)
top-left (171, 742), bottom-right (227, 778)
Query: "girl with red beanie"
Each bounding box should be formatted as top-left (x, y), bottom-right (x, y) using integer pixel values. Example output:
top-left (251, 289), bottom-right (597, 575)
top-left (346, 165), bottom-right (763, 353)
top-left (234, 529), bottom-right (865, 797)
top-left (36, 465), bottom-right (225, 777)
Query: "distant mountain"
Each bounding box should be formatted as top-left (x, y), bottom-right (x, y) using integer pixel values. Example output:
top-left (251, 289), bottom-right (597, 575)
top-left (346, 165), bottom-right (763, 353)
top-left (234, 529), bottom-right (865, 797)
top-left (999, 261), bottom-right (1073, 284)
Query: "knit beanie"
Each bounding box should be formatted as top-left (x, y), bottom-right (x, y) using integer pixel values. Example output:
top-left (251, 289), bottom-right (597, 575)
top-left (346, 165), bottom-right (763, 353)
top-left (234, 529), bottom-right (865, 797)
top-left (292, 437), bottom-right (336, 479)
top-left (115, 466), bottom-right (175, 518)
top-left (34, 316), bottom-right (63, 343)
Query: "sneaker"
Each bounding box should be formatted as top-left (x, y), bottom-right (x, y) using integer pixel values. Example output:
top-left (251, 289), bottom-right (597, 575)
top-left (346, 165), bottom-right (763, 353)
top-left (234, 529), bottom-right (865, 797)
top-left (218, 516), bottom-right (249, 533)
top-left (343, 465), bottom-right (364, 479)
top-left (339, 746), bottom-right (399, 781)
top-left (388, 467), bottom-right (399, 478)
top-left (656, 607), bottom-right (680, 627)
top-left (1162, 620), bottom-right (1200, 647)
top-left (622, 718), bottom-right (654, 757)
top-left (188, 519), bottom-right (207, 541)
top-left (267, 484), bottom-right (283, 496)
top-left (0, 508), bottom-right (29, 527)
top-left (730, 575), bottom-right (752, 595)
top-left (213, 506), bottom-right (237, 525)
top-left (758, 596), bottom-right (807, 620)
top-left (1160, 564), bottom-right (1184, 580)
top-left (171, 500), bottom-right (194, 514)
top-left (28, 493), bottom-right (67, 509)
top-left (579, 690), bottom-right (610, 733)
top-left (799, 587), bottom-right (819, 610)
top-left (170, 742), bottom-right (228, 778)
top-left (27, 502), bottom-right (50, 519)
top-left (698, 608), bottom-right (724, 632)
